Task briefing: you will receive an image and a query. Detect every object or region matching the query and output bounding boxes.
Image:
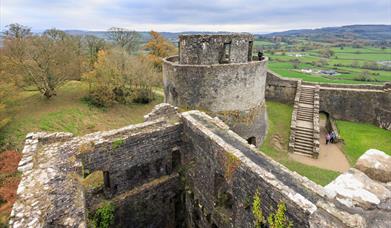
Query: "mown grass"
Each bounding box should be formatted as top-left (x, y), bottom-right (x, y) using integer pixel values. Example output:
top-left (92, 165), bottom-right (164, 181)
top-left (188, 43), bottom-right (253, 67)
top-left (336, 120), bottom-right (391, 165)
top-left (0, 81), bottom-right (163, 150)
top-left (266, 45), bottom-right (391, 84)
top-left (260, 101), bottom-right (340, 186)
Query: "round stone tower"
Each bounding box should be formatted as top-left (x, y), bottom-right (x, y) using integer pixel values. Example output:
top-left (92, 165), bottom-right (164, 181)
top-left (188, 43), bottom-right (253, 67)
top-left (163, 33), bottom-right (268, 145)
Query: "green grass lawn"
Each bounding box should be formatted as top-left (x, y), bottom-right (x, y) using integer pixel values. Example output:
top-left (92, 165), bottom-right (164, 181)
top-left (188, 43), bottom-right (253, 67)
top-left (336, 120), bottom-right (391, 165)
top-left (0, 81), bottom-right (163, 150)
top-left (266, 46), bottom-right (391, 84)
top-left (259, 101), bottom-right (340, 186)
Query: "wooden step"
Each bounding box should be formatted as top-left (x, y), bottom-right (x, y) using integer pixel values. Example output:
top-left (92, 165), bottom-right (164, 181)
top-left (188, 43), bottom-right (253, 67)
top-left (297, 115), bottom-right (313, 119)
top-left (293, 149), bottom-right (313, 157)
top-left (295, 138), bottom-right (313, 144)
top-left (296, 134), bottom-right (313, 139)
top-left (297, 112), bottom-right (313, 116)
top-left (297, 118), bottom-right (313, 122)
top-left (295, 141), bottom-right (313, 148)
top-left (294, 143), bottom-right (313, 149)
top-left (296, 132), bottom-right (314, 137)
top-left (294, 144), bottom-right (313, 152)
top-left (297, 113), bottom-right (313, 117)
top-left (296, 129), bottom-right (313, 133)
top-left (295, 132), bottom-right (314, 138)
top-left (297, 114), bottom-right (313, 118)
top-left (297, 125), bottom-right (313, 130)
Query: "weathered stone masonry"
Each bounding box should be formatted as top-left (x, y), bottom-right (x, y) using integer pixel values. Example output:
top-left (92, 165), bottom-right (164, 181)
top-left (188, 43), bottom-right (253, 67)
top-left (163, 33), bottom-right (268, 146)
top-left (266, 71), bottom-right (391, 130)
top-left (11, 103), bottom-right (388, 228)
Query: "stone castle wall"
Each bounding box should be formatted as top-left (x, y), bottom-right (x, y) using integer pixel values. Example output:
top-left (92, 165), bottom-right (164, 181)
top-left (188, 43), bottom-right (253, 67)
top-left (178, 34), bottom-right (253, 65)
top-left (266, 71), bottom-right (391, 130)
top-left (77, 120), bottom-right (182, 197)
top-left (319, 88), bottom-right (391, 130)
top-left (265, 71), bottom-right (299, 104)
top-left (163, 33), bottom-right (268, 146)
top-left (163, 56), bottom-right (267, 112)
top-left (11, 103), bottom-right (388, 227)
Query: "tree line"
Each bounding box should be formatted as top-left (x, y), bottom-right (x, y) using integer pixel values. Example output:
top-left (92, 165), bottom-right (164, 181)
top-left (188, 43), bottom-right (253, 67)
top-left (0, 23), bottom-right (176, 133)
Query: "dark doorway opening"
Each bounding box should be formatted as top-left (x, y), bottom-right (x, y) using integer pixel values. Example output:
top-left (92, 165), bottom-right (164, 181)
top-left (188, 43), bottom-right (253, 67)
top-left (247, 136), bottom-right (257, 146)
top-left (172, 149), bottom-right (181, 172)
top-left (103, 171), bottom-right (111, 188)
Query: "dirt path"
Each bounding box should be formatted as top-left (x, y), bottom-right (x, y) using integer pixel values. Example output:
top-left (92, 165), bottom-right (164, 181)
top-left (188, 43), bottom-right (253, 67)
top-left (289, 118), bottom-right (350, 172)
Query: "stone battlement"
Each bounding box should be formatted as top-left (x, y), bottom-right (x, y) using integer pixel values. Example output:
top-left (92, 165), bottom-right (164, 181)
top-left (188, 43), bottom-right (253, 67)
top-left (10, 103), bottom-right (390, 227)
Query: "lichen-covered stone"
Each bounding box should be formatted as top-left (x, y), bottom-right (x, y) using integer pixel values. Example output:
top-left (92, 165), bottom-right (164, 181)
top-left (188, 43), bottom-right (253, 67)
top-left (355, 149), bottom-right (391, 183)
top-left (325, 168), bottom-right (391, 209)
top-left (10, 104), bottom-right (391, 228)
top-left (163, 33), bottom-right (268, 145)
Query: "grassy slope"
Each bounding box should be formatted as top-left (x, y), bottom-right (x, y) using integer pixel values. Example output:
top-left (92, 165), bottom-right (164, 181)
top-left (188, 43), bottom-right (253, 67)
top-left (0, 81), bottom-right (163, 150)
top-left (336, 120), bottom-right (391, 165)
top-left (260, 101), bottom-right (340, 186)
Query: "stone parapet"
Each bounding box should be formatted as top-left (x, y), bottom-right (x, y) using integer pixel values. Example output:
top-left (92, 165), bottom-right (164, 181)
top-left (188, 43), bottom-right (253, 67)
top-left (312, 85), bottom-right (320, 158)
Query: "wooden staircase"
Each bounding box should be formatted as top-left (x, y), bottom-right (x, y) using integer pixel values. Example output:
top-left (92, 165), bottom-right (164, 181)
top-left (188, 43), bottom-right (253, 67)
top-left (289, 83), bottom-right (320, 158)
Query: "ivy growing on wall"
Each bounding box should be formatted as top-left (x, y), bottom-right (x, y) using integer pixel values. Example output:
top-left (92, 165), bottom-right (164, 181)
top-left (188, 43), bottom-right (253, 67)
top-left (267, 202), bottom-right (293, 228)
top-left (252, 190), bottom-right (265, 228)
top-left (252, 190), bottom-right (293, 228)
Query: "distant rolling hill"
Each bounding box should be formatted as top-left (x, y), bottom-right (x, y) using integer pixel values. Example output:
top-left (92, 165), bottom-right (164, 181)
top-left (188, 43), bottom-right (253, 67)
top-left (261, 24), bottom-right (391, 41)
top-left (1, 25), bottom-right (390, 45)
top-left (64, 25), bottom-right (390, 43)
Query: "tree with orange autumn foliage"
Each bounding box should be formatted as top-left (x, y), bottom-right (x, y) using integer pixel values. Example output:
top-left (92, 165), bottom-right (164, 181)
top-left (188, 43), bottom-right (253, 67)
top-left (144, 31), bottom-right (176, 70)
top-left (83, 47), bottom-right (159, 107)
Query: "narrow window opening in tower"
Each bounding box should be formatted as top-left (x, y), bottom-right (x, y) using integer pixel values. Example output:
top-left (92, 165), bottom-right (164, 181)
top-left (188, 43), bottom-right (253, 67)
top-left (103, 171), bottom-right (111, 188)
top-left (248, 41), bottom-right (253, 61)
top-left (178, 41), bottom-right (181, 62)
top-left (171, 149), bottom-right (181, 172)
top-left (247, 136), bottom-right (256, 146)
top-left (220, 42), bottom-right (231, 63)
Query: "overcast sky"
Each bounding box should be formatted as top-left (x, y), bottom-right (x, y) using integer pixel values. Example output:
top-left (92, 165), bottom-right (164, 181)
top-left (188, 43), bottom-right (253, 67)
top-left (1, 0), bottom-right (390, 33)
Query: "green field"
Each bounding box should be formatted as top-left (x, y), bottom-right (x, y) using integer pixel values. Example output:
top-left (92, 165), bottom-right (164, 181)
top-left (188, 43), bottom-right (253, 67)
top-left (0, 81), bottom-right (163, 150)
top-left (263, 44), bottom-right (391, 84)
top-left (260, 101), bottom-right (340, 186)
top-left (336, 120), bottom-right (391, 164)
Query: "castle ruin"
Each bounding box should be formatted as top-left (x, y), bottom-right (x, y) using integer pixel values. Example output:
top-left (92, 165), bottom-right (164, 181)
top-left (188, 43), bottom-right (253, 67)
top-left (9, 33), bottom-right (391, 228)
top-left (163, 34), bottom-right (268, 146)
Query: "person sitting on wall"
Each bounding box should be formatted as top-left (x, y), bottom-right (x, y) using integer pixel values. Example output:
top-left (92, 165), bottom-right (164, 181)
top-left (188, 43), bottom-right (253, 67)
top-left (258, 51), bottom-right (264, 61)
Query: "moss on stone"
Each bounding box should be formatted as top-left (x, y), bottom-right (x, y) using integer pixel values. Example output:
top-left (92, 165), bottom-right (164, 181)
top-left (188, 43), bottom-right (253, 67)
top-left (224, 152), bottom-right (240, 181)
top-left (81, 170), bottom-right (104, 191)
top-left (112, 138), bottom-right (125, 150)
top-left (217, 102), bottom-right (264, 126)
top-left (78, 141), bottom-right (95, 154)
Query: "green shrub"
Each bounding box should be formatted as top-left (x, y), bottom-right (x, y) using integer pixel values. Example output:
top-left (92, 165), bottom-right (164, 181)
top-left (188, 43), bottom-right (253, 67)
top-left (132, 87), bottom-right (154, 104)
top-left (267, 202), bottom-right (293, 228)
top-left (112, 138), bottom-right (125, 150)
top-left (83, 48), bottom-right (158, 108)
top-left (93, 201), bottom-right (115, 228)
top-left (252, 190), bottom-right (265, 228)
top-left (87, 85), bottom-right (116, 108)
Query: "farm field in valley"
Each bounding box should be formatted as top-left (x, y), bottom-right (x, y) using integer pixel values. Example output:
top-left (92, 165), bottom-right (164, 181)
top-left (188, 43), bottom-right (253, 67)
top-left (256, 42), bottom-right (391, 84)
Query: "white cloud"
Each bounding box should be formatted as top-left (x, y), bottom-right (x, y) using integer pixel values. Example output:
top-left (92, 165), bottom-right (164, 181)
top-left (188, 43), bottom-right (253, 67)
top-left (1, 0), bottom-right (390, 32)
